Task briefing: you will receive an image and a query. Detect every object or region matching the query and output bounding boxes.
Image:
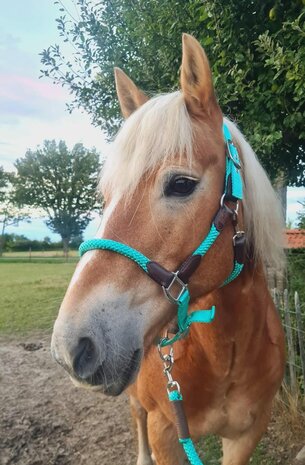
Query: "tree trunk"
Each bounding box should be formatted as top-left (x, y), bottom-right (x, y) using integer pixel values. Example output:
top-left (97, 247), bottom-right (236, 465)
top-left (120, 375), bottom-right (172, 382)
top-left (0, 216), bottom-right (7, 257)
top-left (274, 172), bottom-right (287, 224)
top-left (62, 237), bottom-right (70, 262)
top-left (0, 235), bottom-right (4, 257)
top-left (273, 173), bottom-right (287, 292)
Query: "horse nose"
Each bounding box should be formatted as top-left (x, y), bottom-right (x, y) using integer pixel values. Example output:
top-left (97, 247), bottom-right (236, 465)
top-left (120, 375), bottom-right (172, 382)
top-left (72, 337), bottom-right (98, 379)
top-left (51, 332), bottom-right (104, 381)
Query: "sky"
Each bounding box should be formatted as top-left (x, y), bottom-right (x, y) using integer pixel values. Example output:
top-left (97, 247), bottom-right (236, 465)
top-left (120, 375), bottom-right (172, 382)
top-left (0, 0), bottom-right (108, 240)
top-left (0, 0), bottom-right (304, 241)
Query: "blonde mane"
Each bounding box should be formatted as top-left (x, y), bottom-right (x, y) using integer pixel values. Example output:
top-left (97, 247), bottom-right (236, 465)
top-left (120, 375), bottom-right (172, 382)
top-left (100, 91), bottom-right (284, 269)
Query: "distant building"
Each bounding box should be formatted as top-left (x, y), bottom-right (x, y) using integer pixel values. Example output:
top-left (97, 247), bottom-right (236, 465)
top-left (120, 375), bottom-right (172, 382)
top-left (285, 229), bottom-right (305, 250)
top-left (267, 229), bottom-right (305, 290)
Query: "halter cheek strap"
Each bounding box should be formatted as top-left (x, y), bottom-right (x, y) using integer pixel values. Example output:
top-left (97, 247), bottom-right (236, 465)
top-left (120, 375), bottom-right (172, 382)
top-left (79, 122), bottom-right (245, 347)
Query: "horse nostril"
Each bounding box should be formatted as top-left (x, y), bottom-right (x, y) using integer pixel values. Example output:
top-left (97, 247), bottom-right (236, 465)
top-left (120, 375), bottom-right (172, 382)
top-left (72, 337), bottom-right (96, 379)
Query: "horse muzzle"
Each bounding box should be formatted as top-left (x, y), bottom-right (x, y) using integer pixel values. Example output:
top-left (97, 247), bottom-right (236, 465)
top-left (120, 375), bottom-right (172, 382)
top-left (51, 297), bottom-right (145, 396)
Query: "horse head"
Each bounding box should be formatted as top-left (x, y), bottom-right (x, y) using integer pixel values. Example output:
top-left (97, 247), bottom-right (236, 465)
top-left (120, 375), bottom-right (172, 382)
top-left (51, 35), bottom-right (270, 396)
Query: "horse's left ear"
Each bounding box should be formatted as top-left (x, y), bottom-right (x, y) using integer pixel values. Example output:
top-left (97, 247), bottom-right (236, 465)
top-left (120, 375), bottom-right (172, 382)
top-left (114, 67), bottom-right (149, 119)
top-left (180, 34), bottom-right (219, 116)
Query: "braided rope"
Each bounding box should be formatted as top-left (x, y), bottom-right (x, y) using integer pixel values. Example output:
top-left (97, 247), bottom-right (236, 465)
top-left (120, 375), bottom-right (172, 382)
top-left (79, 238), bottom-right (149, 271)
top-left (168, 390), bottom-right (183, 401)
top-left (192, 224), bottom-right (220, 257)
top-left (179, 438), bottom-right (205, 465)
top-left (222, 261), bottom-right (243, 286)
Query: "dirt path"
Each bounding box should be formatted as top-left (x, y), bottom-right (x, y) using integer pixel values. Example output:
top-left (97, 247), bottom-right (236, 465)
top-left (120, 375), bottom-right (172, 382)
top-left (1, 336), bottom-right (304, 465)
top-left (0, 336), bottom-right (136, 465)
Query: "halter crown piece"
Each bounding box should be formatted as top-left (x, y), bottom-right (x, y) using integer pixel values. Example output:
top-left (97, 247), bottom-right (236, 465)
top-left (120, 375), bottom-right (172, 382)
top-left (79, 122), bottom-right (244, 346)
top-left (79, 121), bottom-right (244, 465)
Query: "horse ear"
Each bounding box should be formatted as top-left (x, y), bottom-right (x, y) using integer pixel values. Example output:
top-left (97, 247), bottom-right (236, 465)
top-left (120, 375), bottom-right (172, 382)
top-left (180, 34), bottom-right (218, 116)
top-left (114, 67), bottom-right (149, 118)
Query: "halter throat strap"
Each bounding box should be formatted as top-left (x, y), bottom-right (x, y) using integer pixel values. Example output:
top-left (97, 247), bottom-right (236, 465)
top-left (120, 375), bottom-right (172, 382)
top-left (79, 122), bottom-right (244, 346)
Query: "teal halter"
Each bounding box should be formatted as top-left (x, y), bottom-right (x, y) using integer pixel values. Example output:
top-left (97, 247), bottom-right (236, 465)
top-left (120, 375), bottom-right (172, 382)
top-left (79, 122), bottom-right (244, 347)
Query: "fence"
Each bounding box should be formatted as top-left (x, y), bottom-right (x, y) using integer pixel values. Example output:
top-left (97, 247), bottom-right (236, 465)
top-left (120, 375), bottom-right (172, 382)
top-left (272, 289), bottom-right (305, 393)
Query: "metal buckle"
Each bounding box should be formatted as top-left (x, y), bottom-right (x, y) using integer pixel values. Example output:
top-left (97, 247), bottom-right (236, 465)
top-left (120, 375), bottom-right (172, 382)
top-left (226, 140), bottom-right (241, 170)
top-left (233, 230), bottom-right (245, 245)
top-left (162, 272), bottom-right (188, 304)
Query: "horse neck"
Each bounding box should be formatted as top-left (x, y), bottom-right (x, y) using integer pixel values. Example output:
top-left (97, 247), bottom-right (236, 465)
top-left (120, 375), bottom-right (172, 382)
top-left (189, 262), bottom-right (274, 372)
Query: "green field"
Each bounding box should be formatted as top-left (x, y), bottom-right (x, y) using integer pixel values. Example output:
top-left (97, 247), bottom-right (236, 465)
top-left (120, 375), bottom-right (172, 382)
top-left (1, 249), bottom-right (79, 264)
top-left (0, 261), bottom-right (76, 333)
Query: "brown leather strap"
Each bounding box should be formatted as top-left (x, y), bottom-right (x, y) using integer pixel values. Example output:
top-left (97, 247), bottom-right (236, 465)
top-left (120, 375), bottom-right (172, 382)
top-left (213, 205), bottom-right (234, 231)
top-left (146, 254), bottom-right (202, 289)
top-left (171, 399), bottom-right (190, 439)
top-left (146, 261), bottom-right (174, 288)
top-left (234, 233), bottom-right (246, 264)
top-left (177, 254), bottom-right (201, 283)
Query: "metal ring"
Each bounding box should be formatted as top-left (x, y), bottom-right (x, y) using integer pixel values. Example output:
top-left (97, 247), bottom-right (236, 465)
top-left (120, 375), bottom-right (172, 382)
top-left (167, 380), bottom-right (181, 395)
top-left (158, 340), bottom-right (174, 362)
top-left (220, 194), bottom-right (237, 215)
top-left (233, 230), bottom-right (245, 245)
top-left (234, 201), bottom-right (239, 217)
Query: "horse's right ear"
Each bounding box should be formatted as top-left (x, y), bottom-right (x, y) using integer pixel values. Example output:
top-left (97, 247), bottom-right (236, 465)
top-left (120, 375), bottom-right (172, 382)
top-left (180, 34), bottom-right (219, 117)
top-left (114, 68), bottom-right (149, 119)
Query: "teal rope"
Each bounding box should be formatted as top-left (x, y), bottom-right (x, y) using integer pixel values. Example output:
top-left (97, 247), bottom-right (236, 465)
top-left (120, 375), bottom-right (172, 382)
top-left (222, 261), bottom-right (243, 286)
top-left (79, 238), bottom-right (150, 271)
top-left (193, 224), bottom-right (219, 257)
top-left (180, 438), bottom-right (205, 465)
top-left (168, 390), bottom-right (183, 401)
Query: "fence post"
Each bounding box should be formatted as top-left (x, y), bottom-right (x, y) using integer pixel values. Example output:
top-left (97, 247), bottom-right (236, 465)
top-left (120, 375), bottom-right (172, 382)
top-left (295, 291), bottom-right (305, 384)
top-left (272, 288), bottom-right (280, 314)
top-left (284, 289), bottom-right (297, 393)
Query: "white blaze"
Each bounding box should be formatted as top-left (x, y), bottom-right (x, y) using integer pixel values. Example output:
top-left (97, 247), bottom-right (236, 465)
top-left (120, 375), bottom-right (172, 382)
top-left (68, 197), bottom-right (119, 288)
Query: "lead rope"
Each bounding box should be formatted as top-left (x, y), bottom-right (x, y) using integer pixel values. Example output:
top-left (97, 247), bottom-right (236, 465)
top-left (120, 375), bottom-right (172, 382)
top-left (158, 341), bottom-right (204, 465)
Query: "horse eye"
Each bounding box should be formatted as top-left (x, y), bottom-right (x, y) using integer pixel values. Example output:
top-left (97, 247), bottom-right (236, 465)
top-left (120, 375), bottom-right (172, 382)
top-left (164, 176), bottom-right (199, 197)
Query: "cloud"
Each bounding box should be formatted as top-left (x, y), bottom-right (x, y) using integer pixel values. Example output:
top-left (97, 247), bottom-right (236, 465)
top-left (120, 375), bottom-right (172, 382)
top-left (0, 29), bottom-right (109, 170)
top-left (0, 107), bottom-right (109, 171)
top-left (0, 72), bottom-right (68, 123)
top-left (0, 32), bottom-right (70, 123)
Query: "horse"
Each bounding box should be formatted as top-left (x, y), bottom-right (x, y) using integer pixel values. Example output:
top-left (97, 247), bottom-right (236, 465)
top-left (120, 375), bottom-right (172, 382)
top-left (51, 34), bottom-right (285, 465)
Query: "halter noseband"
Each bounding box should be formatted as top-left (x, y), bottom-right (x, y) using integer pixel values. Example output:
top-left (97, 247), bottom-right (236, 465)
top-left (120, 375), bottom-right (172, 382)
top-left (79, 122), bottom-right (245, 347)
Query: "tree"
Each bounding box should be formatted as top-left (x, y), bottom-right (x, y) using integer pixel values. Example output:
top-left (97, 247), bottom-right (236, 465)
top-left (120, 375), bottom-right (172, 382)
top-left (15, 140), bottom-right (100, 256)
top-left (41, 0), bottom-right (305, 185)
top-left (297, 201), bottom-right (305, 229)
top-left (0, 169), bottom-right (30, 257)
top-left (0, 166), bottom-right (7, 200)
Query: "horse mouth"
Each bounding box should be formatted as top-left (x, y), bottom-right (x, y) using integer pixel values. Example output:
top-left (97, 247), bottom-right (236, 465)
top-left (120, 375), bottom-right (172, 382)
top-left (82, 348), bottom-right (142, 396)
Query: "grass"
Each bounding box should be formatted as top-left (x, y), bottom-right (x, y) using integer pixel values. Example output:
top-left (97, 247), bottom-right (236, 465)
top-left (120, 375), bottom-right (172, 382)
top-left (1, 249), bottom-right (79, 264)
top-left (198, 435), bottom-right (277, 465)
top-left (0, 261), bottom-right (76, 334)
top-left (3, 249), bottom-right (78, 258)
